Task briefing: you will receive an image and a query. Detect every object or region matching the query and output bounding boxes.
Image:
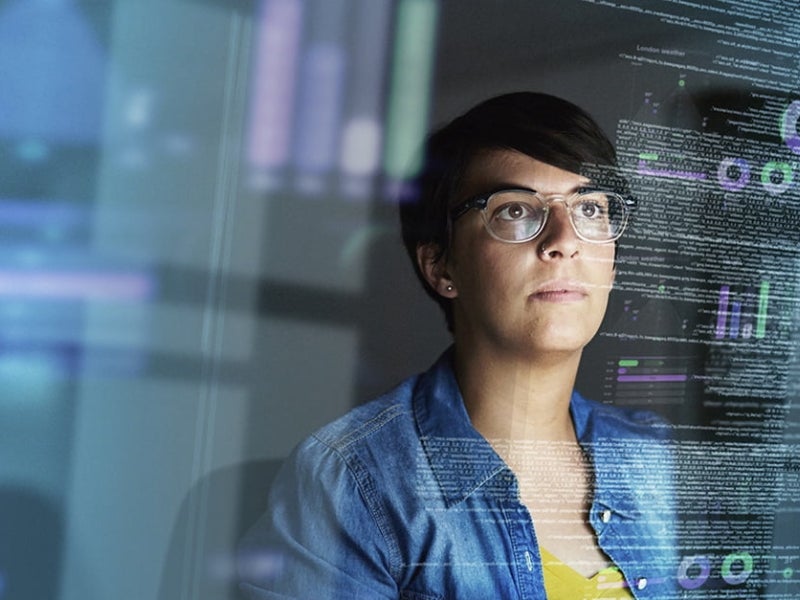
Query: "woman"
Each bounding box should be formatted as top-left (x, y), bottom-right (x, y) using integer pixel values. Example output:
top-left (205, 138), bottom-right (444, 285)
top-left (238, 92), bottom-right (676, 599)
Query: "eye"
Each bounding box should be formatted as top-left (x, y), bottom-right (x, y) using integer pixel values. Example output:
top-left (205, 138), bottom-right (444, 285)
top-left (494, 201), bottom-right (536, 221)
top-left (579, 201), bottom-right (601, 218)
top-left (575, 196), bottom-right (609, 220)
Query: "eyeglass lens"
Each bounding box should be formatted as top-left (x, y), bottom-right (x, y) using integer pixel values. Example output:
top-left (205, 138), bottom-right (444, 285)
top-left (482, 190), bottom-right (625, 242)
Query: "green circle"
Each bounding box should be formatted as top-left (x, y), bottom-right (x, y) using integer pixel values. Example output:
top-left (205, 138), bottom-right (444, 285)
top-left (658, 284), bottom-right (666, 293)
top-left (678, 80), bottom-right (686, 87)
top-left (784, 567), bottom-right (793, 579)
top-left (721, 552), bottom-right (753, 585)
top-left (760, 162), bottom-right (793, 193)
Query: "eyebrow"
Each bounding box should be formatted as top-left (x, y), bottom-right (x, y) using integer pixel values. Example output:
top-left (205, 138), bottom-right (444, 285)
top-left (470, 181), bottom-right (596, 198)
top-left (483, 183), bottom-right (537, 195)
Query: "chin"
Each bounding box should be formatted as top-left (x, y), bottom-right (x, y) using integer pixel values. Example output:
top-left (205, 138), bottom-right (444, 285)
top-left (523, 328), bottom-right (596, 356)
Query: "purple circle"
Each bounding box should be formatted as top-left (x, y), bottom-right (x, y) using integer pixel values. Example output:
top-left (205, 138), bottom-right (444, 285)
top-left (782, 100), bottom-right (800, 154)
top-left (678, 555), bottom-right (711, 590)
top-left (717, 158), bottom-right (750, 191)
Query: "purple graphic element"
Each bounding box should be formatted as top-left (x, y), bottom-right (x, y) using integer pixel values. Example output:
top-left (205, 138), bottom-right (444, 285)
top-left (729, 301), bottom-right (741, 339)
top-left (678, 555), bottom-right (711, 590)
top-left (715, 285), bottom-right (730, 339)
top-left (617, 374), bottom-right (687, 383)
top-left (247, 0), bottom-right (304, 169)
top-left (717, 158), bottom-right (750, 191)
top-left (783, 100), bottom-right (800, 155)
top-left (0, 270), bottom-right (154, 301)
top-left (617, 368), bottom-right (628, 375)
top-left (294, 43), bottom-right (346, 174)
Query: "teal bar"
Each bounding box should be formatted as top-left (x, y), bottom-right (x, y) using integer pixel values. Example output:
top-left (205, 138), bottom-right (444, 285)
top-left (383, 0), bottom-right (438, 180)
top-left (639, 152), bottom-right (659, 160)
top-left (756, 281), bottom-right (769, 339)
top-left (618, 359), bottom-right (639, 367)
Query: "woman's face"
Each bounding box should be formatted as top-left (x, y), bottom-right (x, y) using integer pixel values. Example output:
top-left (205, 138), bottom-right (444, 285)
top-left (442, 149), bottom-right (616, 359)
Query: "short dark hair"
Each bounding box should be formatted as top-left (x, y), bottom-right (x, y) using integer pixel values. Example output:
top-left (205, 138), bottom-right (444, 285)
top-left (399, 91), bottom-right (630, 332)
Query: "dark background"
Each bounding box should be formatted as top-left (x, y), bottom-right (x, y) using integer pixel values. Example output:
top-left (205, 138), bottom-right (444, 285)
top-left (1, 0), bottom-right (798, 598)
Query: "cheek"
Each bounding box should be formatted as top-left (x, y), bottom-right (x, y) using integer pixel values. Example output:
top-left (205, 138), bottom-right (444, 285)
top-left (449, 228), bottom-right (506, 286)
top-left (455, 251), bottom-right (505, 301)
top-left (450, 245), bottom-right (526, 319)
top-left (472, 245), bottom-right (528, 290)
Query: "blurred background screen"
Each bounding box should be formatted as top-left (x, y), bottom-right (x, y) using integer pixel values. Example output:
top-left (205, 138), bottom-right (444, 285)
top-left (1, 0), bottom-right (798, 598)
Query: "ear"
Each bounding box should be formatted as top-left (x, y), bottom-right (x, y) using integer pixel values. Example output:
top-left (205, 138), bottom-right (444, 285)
top-left (416, 243), bottom-right (458, 298)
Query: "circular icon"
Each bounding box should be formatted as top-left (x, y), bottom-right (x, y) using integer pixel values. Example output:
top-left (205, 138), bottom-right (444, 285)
top-left (721, 552), bottom-right (753, 585)
top-left (782, 100), bottom-right (800, 155)
top-left (760, 162), bottom-right (793, 195)
top-left (677, 555), bottom-right (711, 590)
top-left (718, 158), bottom-right (750, 191)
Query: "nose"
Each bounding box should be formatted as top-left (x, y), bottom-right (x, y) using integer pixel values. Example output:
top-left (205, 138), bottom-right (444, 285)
top-left (537, 201), bottom-right (580, 258)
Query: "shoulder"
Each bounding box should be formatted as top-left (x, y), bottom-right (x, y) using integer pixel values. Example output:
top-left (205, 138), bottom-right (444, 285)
top-left (304, 374), bottom-right (420, 456)
top-left (240, 377), bottom-right (427, 595)
top-left (276, 374), bottom-right (425, 501)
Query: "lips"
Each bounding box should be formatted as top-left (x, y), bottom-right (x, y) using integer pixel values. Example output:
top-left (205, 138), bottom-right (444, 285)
top-left (530, 279), bottom-right (589, 302)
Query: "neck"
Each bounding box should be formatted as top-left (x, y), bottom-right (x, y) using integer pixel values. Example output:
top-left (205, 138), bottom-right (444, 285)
top-left (453, 339), bottom-right (582, 444)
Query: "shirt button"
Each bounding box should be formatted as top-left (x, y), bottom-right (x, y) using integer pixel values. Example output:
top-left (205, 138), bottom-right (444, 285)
top-left (636, 577), bottom-right (648, 590)
top-left (601, 509), bottom-right (612, 523)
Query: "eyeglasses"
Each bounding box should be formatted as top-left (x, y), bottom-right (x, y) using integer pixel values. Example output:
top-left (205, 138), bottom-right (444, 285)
top-left (450, 188), bottom-right (635, 244)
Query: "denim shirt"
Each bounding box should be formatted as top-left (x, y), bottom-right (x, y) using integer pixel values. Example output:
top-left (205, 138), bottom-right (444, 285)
top-left (239, 350), bottom-right (678, 599)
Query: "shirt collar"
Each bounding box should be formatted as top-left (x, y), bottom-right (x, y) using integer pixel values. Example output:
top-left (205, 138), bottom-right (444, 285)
top-left (413, 348), bottom-right (508, 507)
top-left (414, 348), bottom-right (644, 516)
top-left (571, 391), bottom-right (647, 519)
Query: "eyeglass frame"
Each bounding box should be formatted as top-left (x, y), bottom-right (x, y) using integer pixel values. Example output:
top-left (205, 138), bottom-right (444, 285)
top-left (449, 186), bottom-right (637, 244)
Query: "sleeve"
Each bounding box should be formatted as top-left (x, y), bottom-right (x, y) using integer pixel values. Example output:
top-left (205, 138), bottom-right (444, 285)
top-left (236, 436), bottom-right (398, 600)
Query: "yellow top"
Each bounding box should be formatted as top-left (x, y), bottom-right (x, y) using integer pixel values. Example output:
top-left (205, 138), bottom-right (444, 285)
top-left (539, 547), bottom-right (635, 600)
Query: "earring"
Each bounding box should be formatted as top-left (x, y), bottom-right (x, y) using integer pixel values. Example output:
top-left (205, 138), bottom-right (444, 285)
top-left (445, 284), bottom-right (454, 292)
